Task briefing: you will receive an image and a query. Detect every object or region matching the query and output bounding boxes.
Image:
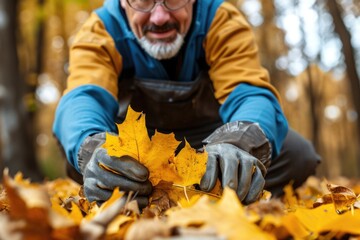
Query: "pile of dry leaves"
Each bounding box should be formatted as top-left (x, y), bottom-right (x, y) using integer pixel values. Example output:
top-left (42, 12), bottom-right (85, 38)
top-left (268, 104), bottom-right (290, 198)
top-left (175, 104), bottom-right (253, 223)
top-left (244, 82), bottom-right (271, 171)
top-left (1, 107), bottom-right (360, 239)
top-left (1, 172), bottom-right (360, 240)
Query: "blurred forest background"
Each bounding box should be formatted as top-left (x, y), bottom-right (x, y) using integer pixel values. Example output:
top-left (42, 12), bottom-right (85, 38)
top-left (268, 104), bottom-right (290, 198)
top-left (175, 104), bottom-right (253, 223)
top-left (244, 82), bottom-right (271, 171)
top-left (0, 0), bottom-right (359, 182)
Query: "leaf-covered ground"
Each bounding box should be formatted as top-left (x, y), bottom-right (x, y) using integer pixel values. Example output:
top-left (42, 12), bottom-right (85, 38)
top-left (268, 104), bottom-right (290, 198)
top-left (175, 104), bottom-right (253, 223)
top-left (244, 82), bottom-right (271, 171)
top-left (2, 107), bottom-right (359, 239)
top-left (1, 170), bottom-right (360, 240)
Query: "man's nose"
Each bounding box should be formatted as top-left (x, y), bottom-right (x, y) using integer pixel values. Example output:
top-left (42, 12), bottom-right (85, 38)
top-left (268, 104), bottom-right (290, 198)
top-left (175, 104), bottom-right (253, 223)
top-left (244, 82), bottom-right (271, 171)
top-left (149, 4), bottom-right (171, 26)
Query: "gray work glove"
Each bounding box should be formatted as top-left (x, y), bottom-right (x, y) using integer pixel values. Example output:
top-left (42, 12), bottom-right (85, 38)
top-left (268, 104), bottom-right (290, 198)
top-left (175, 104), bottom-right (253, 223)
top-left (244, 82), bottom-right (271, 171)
top-left (78, 133), bottom-right (152, 207)
top-left (199, 121), bottom-right (271, 204)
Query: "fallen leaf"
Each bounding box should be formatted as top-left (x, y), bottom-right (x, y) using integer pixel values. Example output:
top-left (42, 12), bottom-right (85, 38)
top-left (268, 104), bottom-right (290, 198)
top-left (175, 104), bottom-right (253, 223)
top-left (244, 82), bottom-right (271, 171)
top-left (313, 193), bottom-right (333, 208)
top-left (0, 214), bottom-right (25, 240)
top-left (280, 214), bottom-right (310, 239)
top-left (283, 183), bottom-right (299, 210)
top-left (2, 169), bottom-right (57, 238)
top-left (81, 188), bottom-right (128, 240)
top-left (103, 106), bottom-right (207, 187)
top-left (167, 187), bottom-right (275, 240)
top-left (0, 185), bottom-right (9, 212)
top-left (326, 183), bottom-right (359, 214)
top-left (125, 219), bottom-right (172, 240)
top-left (293, 204), bottom-right (360, 235)
top-left (173, 140), bottom-right (207, 186)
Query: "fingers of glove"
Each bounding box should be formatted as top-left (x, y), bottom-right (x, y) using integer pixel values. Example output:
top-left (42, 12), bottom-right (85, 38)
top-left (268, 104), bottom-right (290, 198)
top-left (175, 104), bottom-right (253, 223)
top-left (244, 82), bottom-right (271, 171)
top-left (218, 152), bottom-right (240, 191)
top-left (236, 158), bottom-right (254, 201)
top-left (123, 179), bottom-right (152, 196)
top-left (199, 153), bottom-right (219, 191)
top-left (84, 179), bottom-right (150, 209)
top-left (83, 178), bottom-right (113, 204)
top-left (96, 171), bottom-right (152, 196)
top-left (243, 167), bottom-right (265, 205)
top-left (95, 148), bottom-right (149, 182)
top-left (84, 156), bottom-right (105, 179)
top-left (84, 160), bottom-right (152, 196)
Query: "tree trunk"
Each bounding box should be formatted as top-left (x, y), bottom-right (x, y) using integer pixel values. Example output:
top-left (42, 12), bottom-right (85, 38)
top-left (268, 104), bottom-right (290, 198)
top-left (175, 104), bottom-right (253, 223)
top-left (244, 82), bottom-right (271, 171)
top-left (327, 1), bottom-right (360, 165)
top-left (306, 67), bottom-right (320, 151)
top-left (0, 0), bottom-right (43, 181)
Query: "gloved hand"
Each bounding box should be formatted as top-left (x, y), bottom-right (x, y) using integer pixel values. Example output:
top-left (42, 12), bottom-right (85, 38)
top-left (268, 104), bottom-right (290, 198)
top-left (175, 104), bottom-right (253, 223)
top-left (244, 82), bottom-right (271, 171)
top-left (78, 133), bottom-right (152, 207)
top-left (199, 121), bottom-right (272, 204)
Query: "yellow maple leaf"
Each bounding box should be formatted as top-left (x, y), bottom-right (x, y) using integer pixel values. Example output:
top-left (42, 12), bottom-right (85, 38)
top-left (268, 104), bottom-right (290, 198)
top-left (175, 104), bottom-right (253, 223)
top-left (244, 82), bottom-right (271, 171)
top-left (103, 106), bottom-right (207, 187)
top-left (173, 140), bottom-right (207, 186)
top-left (102, 132), bottom-right (124, 158)
top-left (145, 131), bottom-right (181, 185)
top-left (102, 107), bottom-right (150, 160)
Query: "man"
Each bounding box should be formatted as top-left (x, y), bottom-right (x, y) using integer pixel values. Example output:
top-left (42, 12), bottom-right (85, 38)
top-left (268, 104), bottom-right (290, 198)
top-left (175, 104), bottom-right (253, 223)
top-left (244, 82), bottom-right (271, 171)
top-left (53, 0), bottom-right (320, 207)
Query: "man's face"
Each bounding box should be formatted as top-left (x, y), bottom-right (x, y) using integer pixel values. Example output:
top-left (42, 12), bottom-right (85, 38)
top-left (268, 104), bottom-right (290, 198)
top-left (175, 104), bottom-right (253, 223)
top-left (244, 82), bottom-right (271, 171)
top-left (120, 0), bottom-right (195, 59)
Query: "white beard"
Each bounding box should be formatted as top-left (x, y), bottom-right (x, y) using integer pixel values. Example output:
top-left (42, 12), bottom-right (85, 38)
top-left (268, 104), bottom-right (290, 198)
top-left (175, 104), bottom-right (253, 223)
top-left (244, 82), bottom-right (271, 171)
top-left (137, 33), bottom-right (184, 60)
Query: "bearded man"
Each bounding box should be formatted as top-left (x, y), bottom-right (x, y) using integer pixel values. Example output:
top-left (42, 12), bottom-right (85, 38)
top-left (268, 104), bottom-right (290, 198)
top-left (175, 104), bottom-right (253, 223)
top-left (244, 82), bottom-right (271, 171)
top-left (53, 0), bottom-right (320, 207)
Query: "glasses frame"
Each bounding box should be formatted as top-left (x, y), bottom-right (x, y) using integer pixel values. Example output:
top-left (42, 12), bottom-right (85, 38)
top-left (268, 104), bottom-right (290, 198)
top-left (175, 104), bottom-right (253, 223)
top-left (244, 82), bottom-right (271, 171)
top-left (126, 0), bottom-right (191, 13)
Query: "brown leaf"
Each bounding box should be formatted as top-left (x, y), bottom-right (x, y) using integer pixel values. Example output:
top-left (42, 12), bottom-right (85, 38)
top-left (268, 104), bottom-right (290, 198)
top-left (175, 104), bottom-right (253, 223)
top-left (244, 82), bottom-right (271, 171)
top-left (0, 185), bottom-right (9, 212)
top-left (80, 188), bottom-right (136, 240)
top-left (4, 170), bottom-right (50, 219)
top-left (143, 181), bottom-right (176, 218)
top-left (313, 194), bottom-right (333, 208)
top-left (324, 183), bottom-right (358, 214)
top-left (2, 170), bottom-right (64, 239)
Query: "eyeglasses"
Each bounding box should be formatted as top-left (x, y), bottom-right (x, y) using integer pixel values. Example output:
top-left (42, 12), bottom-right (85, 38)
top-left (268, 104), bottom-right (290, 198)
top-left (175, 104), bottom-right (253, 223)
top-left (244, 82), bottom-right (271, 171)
top-left (126, 0), bottom-right (191, 13)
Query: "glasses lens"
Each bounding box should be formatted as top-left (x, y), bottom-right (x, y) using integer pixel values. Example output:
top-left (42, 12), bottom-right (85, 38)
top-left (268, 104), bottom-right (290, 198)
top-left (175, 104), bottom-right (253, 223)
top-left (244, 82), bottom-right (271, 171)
top-left (165, 0), bottom-right (189, 10)
top-left (128, 0), bottom-right (153, 12)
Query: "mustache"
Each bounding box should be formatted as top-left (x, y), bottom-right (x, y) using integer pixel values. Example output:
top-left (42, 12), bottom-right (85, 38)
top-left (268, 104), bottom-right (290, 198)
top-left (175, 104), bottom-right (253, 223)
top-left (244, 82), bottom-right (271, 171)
top-left (142, 23), bottom-right (179, 33)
